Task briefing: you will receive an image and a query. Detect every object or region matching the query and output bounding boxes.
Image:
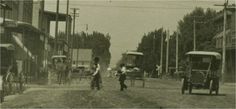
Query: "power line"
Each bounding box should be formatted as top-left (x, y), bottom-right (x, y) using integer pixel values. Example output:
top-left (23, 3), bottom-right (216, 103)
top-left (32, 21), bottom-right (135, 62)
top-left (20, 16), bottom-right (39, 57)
top-left (45, 3), bottom-right (222, 10)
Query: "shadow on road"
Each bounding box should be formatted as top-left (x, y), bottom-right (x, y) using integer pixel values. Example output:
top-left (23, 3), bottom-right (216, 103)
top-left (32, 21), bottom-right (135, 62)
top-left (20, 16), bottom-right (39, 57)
top-left (189, 93), bottom-right (226, 96)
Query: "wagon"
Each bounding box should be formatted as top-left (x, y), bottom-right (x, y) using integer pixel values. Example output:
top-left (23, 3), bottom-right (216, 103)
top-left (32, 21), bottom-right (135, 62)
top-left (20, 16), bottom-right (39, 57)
top-left (51, 55), bottom-right (69, 84)
top-left (123, 51), bottom-right (145, 87)
top-left (181, 51), bottom-right (221, 95)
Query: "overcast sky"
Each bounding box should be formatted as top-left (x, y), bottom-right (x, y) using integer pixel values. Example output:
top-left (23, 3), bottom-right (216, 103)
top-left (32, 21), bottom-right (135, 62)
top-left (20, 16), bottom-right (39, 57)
top-left (44, 0), bottom-right (229, 67)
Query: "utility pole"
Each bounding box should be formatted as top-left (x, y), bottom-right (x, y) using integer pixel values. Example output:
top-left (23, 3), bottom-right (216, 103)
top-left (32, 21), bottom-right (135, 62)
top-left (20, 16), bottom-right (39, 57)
top-left (66, 0), bottom-right (69, 45)
top-left (54, 0), bottom-right (60, 55)
top-left (214, 0), bottom-right (229, 84)
top-left (70, 8), bottom-right (79, 67)
top-left (86, 24), bottom-right (88, 35)
top-left (153, 33), bottom-right (156, 54)
top-left (222, 1), bottom-right (227, 84)
top-left (193, 18), bottom-right (196, 51)
top-left (165, 30), bottom-right (169, 75)
top-left (175, 30), bottom-right (179, 74)
top-left (159, 29), bottom-right (164, 78)
top-left (192, 16), bottom-right (203, 51)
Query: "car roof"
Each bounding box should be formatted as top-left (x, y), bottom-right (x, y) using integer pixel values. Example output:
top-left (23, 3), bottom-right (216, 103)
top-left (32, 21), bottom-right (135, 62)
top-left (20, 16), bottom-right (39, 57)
top-left (126, 51), bottom-right (144, 56)
top-left (186, 51), bottom-right (221, 59)
top-left (0, 44), bottom-right (15, 50)
top-left (51, 55), bottom-right (67, 59)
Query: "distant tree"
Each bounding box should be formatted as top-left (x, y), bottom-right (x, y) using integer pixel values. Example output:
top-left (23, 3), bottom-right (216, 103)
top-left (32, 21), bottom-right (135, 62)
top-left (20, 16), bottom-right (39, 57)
top-left (135, 28), bottom-right (165, 74)
top-left (59, 31), bottom-right (111, 72)
top-left (123, 7), bottom-right (218, 76)
top-left (178, 7), bottom-right (217, 61)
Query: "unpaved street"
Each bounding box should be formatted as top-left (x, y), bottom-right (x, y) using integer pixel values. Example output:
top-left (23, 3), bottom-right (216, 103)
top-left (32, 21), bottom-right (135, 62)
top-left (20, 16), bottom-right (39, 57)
top-left (1, 78), bottom-right (235, 108)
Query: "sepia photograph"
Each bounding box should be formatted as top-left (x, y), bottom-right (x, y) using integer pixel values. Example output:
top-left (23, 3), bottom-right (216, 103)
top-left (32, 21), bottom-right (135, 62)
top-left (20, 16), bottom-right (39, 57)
top-left (0, 0), bottom-right (235, 108)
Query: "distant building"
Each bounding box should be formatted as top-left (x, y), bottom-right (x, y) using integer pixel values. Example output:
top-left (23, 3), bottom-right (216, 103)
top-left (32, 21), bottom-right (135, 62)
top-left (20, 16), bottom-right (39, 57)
top-left (213, 7), bottom-right (236, 82)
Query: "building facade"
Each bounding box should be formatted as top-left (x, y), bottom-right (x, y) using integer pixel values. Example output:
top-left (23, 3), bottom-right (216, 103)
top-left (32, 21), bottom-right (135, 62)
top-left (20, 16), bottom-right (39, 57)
top-left (0, 0), bottom-right (33, 24)
top-left (1, 0), bottom-right (49, 83)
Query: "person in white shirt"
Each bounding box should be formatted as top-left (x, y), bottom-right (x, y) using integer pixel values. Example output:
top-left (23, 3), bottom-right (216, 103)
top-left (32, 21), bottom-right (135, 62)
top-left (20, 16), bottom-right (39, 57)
top-left (118, 64), bottom-right (127, 91)
top-left (107, 67), bottom-right (112, 77)
top-left (91, 57), bottom-right (101, 90)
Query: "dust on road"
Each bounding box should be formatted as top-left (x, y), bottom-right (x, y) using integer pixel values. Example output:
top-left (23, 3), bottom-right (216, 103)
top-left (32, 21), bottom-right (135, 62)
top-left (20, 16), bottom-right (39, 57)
top-left (1, 78), bottom-right (235, 108)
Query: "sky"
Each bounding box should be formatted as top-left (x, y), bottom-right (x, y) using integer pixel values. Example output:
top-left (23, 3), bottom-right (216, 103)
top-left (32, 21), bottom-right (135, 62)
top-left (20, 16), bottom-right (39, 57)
top-left (43, 0), bottom-right (230, 67)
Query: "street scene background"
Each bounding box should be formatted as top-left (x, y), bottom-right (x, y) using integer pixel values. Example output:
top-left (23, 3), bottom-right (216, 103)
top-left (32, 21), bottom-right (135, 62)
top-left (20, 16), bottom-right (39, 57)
top-left (0, 0), bottom-right (235, 108)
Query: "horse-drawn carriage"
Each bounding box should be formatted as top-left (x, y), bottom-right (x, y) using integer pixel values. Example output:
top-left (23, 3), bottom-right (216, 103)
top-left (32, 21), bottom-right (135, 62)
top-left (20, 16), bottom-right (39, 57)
top-left (51, 55), bottom-right (69, 84)
top-left (181, 51), bottom-right (221, 95)
top-left (72, 64), bottom-right (91, 80)
top-left (123, 51), bottom-right (145, 87)
top-left (0, 44), bottom-right (24, 102)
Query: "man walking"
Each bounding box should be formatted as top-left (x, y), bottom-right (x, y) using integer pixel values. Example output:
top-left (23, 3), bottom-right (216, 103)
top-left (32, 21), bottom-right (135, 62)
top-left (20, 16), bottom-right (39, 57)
top-left (91, 57), bottom-right (101, 90)
top-left (118, 64), bottom-right (127, 91)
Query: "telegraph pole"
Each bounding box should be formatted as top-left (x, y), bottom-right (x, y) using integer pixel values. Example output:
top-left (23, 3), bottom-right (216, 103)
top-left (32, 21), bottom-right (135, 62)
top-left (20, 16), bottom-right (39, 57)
top-left (193, 18), bottom-right (196, 51)
top-left (214, 0), bottom-right (229, 84)
top-left (70, 8), bottom-right (79, 67)
top-left (175, 30), bottom-right (179, 74)
top-left (159, 29), bottom-right (164, 78)
top-left (214, 0), bottom-right (232, 84)
top-left (153, 33), bottom-right (156, 54)
top-left (66, 0), bottom-right (69, 44)
top-left (165, 30), bottom-right (169, 75)
top-left (192, 16), bottom-right (203, 51)
top-left (54, 0), bottom-right (60, 55)
top-left (222, 1), bottom-right (227, 84)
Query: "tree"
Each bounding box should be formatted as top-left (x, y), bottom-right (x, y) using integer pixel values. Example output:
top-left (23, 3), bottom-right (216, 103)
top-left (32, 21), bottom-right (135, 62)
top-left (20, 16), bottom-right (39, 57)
top-left (178, 7), bottom-right (217, 62)
top-left (135, 28), bottom-right (165, 74)
top-left (127, 7), bottom-right (218, 76)
top-left (59, 31), bottom-right (111, 73)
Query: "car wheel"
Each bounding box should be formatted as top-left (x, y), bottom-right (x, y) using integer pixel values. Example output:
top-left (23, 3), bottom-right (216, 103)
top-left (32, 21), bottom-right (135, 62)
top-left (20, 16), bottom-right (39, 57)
top-left (215, 88), bottom-right (219, 95)
top-left (215, 79), bottom-right (219, 95)
top-left (189, 83), bottom-right (192, 94)
top-left (181, 78), bottom-right (185, 94)
top-left (209, 80), bottom-right (213, 95)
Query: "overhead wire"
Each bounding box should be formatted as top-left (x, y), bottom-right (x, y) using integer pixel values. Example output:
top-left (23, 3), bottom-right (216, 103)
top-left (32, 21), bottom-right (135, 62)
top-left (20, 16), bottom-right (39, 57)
top-left (44, 1), bottom-right (223, 10)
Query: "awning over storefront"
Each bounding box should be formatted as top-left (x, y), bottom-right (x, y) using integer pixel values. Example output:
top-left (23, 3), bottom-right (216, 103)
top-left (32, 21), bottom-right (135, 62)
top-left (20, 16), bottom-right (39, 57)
top-left (0, 17), bottom-right (42, 34)
top-left (0, 17), bottom-right (53, 38)
top-left (0, 44), bottom-right (15, 50)
top-left (12, 34), bottom-right (34, 59)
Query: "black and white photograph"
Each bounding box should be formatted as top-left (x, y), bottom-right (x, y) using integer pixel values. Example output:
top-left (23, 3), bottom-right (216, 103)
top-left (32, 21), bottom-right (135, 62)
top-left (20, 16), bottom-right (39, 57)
top-left (0, 0), bottom-right (235, 108)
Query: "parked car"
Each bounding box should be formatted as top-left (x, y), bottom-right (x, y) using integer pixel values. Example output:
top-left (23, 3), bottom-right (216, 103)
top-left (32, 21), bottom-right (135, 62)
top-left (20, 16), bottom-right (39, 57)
top-left (181, 51), bottom-right (221, 95)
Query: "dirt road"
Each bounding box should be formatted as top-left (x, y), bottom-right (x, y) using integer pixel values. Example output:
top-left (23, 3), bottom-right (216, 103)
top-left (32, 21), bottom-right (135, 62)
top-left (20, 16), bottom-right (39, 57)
top-left (1, 77), bottom-right (235, 108)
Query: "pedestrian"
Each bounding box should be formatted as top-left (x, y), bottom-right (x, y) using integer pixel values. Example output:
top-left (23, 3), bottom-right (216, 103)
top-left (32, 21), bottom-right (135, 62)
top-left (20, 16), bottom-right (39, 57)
top-left (156, 64), bottom-right (161, 78)
top-left (118, 63), bottom-right (127, 91)
top-left (91, 57), bottom-right (101, 90)
top-left (158, 65), bottom-right (162, 78)
top-left (107, 67), bottom-right (112, 77)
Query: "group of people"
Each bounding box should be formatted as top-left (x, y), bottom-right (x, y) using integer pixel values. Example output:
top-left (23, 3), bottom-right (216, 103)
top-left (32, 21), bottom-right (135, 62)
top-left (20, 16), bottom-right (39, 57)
top-left (90, 57), bottom-right (127, 91)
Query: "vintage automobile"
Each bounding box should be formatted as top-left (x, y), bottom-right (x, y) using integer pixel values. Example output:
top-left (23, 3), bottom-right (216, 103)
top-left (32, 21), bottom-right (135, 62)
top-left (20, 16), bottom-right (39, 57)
top-left (71, 65), bottom-right (91, 79)
top-left (51, 55), bottom-right (69, 84)
top-left (123, 51), bottom-right (145, 87)
top-left (181, 51), bottom-right (221, 95)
